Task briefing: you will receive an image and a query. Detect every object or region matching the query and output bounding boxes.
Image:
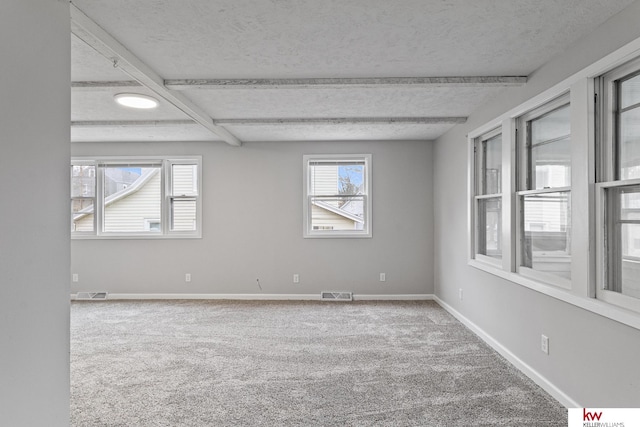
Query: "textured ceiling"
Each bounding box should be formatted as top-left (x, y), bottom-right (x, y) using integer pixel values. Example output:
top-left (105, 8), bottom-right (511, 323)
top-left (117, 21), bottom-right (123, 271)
top-left (69, 0), bottom-right (636, 144)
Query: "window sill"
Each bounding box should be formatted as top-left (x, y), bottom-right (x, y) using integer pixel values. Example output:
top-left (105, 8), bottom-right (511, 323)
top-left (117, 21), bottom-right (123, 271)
top-left (72, 233), bottom-right (202, 240)
top-left (468, 259), bottom-right (640, 331)
top-left (303, 232), bottom-right (372, 239)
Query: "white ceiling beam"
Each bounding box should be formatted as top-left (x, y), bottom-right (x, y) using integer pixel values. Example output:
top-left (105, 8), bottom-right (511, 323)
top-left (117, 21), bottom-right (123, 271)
top-left (71, 81), bottom-right (141, 90)
top-left (165, 76), bottom-right (527, 90)
top-left (70, 3), bottom-right (242, 147)
top-left (71, 120), bottom-right (196, 127)
top-left (71, 117), bottom-right (466, 127)
top-left (214, 117), bottom-right (467, 126)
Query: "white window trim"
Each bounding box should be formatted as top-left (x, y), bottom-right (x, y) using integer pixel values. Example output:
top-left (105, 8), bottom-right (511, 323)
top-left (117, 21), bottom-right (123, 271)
top-left (166, 159), bottom-right (202, 237)
top-left (595, 180), bottom-right (640, 314)
top-left (303, 154), bottom-right (372, 239)
top-left (472, 127), bottom-right (504, 267)
top-left (71, 156), bottom-right (202, 239)
top-left (70, 160), bottom-right (97, 236)
top-left (466, 35), bottom-right (640, 331)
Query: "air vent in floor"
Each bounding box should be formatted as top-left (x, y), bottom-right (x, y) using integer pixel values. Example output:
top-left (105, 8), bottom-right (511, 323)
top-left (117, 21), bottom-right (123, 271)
top-left (320, 291), bottom-right (353, 301)
top-left (76, 292), bottom-right (108, 300)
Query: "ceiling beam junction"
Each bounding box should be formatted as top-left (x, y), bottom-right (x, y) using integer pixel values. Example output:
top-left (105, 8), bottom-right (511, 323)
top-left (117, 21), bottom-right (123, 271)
top-left (70, 3), bottom-right (242, 147)
top-left (165, 76), bottom-right (527, 90)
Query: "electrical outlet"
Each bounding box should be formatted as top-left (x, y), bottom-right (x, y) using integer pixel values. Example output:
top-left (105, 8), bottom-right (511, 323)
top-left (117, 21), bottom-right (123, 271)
top-left (379, 273), bottom-right (386, 282)
top-left (541, 334), bottom-right (549, 355)
top-left (293, 274), bottom-right (299, 283)
top-left (72, 274), bottom-right (79, 283)
top-left (185, 273), bottom-right (191, 283)
top-left (459, 288), bottom-right (463, 300)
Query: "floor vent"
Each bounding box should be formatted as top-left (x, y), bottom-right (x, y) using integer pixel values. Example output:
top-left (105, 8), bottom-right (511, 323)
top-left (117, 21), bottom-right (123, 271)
top-left (320, 291), bottom-right (353, 301)
top-left (76, 292), bottom-right (108, 300)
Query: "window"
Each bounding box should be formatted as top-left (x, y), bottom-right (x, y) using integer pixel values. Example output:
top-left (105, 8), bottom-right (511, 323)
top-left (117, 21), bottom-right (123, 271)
top-left (303, 154), bottom-right (371, 238)
top-left (517, 96), bottom-right (572, 287)
top-left (71, 163), bottom-right (96, 233)
top-left (473, 129), bottom-right (502, 265)
top-left (466, 42), bottom-right (640, 328)
top-left (597, 57), bottom-right (640, 311)
top-left (71, 156), bottom-right (201, 239)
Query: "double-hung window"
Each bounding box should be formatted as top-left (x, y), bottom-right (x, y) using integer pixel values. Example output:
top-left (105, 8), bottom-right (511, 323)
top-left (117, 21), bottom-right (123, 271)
top-left (303, 154), bottom-right (371, 238)
top-left (71, 162), bottom-right (97, 233)
top-left (473, 129), bottom-right (503, 265)
top-left (596, 57), bottom-right (640, 311)
top-left (71, 156), bottom-right (201, 238)
top-left (467, 45), bottom-right (640, 327)
top-left (516, 95), bottom-right (572, 287)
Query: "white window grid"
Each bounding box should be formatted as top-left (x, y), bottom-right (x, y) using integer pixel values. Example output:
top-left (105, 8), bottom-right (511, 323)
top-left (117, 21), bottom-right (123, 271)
top-left (70, 156), bottom-right (202, 239)
top-left (465, 38), bottom-right (640, 329)
top-left (303, 154), bottom-right (372, 238)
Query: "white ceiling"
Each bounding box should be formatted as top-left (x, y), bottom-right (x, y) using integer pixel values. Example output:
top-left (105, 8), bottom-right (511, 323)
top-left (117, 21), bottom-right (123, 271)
top-left (70, 0), bottom-right (636, 145)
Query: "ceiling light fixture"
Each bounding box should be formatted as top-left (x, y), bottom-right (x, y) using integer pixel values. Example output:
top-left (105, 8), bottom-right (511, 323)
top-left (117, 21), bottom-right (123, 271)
top-left (114, 93), bottom-right (159, 109)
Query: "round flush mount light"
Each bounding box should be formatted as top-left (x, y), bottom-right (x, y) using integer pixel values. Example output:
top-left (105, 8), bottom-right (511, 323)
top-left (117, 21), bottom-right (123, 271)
top-left (114, 93), bottom-right (159, 109)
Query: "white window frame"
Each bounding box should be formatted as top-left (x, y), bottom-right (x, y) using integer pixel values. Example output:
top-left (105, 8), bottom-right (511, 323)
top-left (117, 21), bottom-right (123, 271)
top-left (472, 127), bottom-right (503, 268)
top-left (595, 57), bottom-right (640, 313)
top-left (71, 156), bottom-right (202, 239)
top-left (515, 94), bottom-right (572, 289)
top-left (166, 159), bottom-right (201, 235)
top-left (70, 160), bottom-right (97, 236)
top-left (466, 34), bottom-right (640, 331)
top-left (303, 154), bottom-right (372, 238)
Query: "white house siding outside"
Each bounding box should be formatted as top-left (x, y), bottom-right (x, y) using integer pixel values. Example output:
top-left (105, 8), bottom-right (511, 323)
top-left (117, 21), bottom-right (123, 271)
top-left (309, 164), bottom-right (339, 198)
top-left (103, 168), bottom-right (161, 232)
top-left (74, 168), bottom-right (161, 232)
top-left (310, 203), bottom-right (359, 230)
top-left (171, 164), bottom-right (198, 231)
top-left (308, 163), bottom-right (362, 230)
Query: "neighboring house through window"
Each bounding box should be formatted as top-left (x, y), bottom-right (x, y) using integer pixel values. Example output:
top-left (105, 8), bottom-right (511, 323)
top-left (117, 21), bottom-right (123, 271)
top-left (303, 154), bottom-right (371, 238)
top-left (71, 156), bottom-right (201, 238)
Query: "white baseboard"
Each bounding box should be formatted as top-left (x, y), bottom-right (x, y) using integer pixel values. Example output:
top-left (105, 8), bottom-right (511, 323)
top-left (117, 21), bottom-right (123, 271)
top-left (433, 296), bottom-right (580, 409)
top-left (355, 294), bottom-right (434, 301)
top-left (71, 293), bottom-right (434, 301)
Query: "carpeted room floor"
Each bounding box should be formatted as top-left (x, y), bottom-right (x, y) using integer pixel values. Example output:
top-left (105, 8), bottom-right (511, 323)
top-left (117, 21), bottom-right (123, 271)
top-left (70, 300), bottom-right (566, 426)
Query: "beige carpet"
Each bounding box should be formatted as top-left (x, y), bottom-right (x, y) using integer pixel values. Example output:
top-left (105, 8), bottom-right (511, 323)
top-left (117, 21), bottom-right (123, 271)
top-left (71, 300), bottom-right (566, 426)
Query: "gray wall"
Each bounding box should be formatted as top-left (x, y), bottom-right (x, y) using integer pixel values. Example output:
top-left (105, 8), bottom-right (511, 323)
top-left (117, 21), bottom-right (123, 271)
top-left (0, 1), bottom-right (70, 425)
top-left (433, 1), bottom-right (640, 407)
top-left (71, 140), bottom-right (433, 296)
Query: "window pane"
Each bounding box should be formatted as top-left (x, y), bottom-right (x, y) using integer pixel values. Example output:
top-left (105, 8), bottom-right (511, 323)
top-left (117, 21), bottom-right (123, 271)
top-left (171, 198), bottom-right (197, 231)
top-left (619, 107), bottom-right (640, 180)
top-left (310, 195), bottom-right (365, 231)
top-left (530, 136), bottom-right (571, 189)
top-left (309, 163), bottom-right (364, 196)
top-left (71, 165), bottom-right (95, 198)
top-left (71, 199), bottom-right (94, 232)
top-left (621, 73), bottom-right (640, 110)
top-left (477, 197), bottom-right (501, 259)
top-left (606, 186), bottom-right (640, 299)
top-left (172, 164), bottom-right (198, 196)
top-left (483, 134), bottom-right (502, 194)
top-left (528, 104), bottom-right (571, 190)
top-left (521, 191), bottom-right (571, 280)
top-left (103, 166), bottom-right (161, 232)
top-left (530, 105), bottom-right (570, 145)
